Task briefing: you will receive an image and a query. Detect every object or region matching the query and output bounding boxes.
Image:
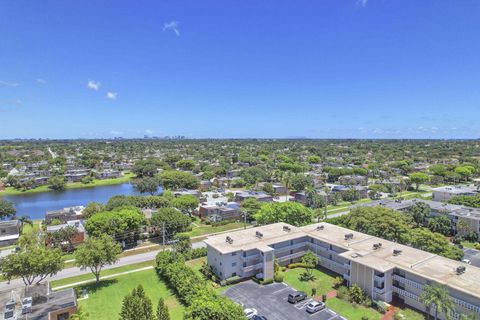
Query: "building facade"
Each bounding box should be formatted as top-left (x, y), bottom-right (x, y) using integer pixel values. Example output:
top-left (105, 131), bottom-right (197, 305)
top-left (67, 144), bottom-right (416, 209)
top-left (205, 222), bottom-right (480, 319)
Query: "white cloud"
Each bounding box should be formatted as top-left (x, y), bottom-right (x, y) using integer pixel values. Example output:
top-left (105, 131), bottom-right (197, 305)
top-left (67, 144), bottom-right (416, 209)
top-left (106, 92), bottom-right (118, 100)
top-left (0, 80), bottom-right (19, 87)
top-left (109, 130), bottom-right (123, 135)
top-left (36, 78), bottom-right (47, 84)
top-left (145, 129), bottom-right (154, 135)
top-left (163, 21), bottom-right (180, 36)
top-left (87, 80), bottom-right (101, 91)
top-left (357, 0), bottom-right (368, 7)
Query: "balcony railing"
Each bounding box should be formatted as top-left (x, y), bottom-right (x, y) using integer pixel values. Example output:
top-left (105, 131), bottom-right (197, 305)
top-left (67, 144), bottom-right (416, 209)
top-left (276, 251), bottom-right (306, 262)
top-left (274, 242), bottom-right (308, 252)
top-left (243, 262), bottom-right (263, 273)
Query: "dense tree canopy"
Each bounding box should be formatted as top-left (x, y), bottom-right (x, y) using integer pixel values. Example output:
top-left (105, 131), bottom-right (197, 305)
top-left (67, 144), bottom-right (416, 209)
top-left (254, 202), bottom-right (313, 226)
top-left (158, 170), bottom-right (199, 190)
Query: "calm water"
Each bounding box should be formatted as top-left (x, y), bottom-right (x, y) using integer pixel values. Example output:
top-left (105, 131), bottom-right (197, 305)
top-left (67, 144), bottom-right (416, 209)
top-left (0, 183), bottom-right (154, 220)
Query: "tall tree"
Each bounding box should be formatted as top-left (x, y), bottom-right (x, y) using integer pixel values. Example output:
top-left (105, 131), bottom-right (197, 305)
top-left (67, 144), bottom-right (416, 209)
top-left (409, 172), bottom-right (430, 191)
top-left (132, 177), bottom-right (160, 195)
top-left (75, 235), bottom-right (122, 284)
top-left (0, 246), bottom-right (63, 286)
top-left (0, 199), bottom-right (16, 220)
top-left (119, 285), bottom-right (154, 320)
top-left (420, 284), bottom-right (454, 320)
top-left (156, 297), bottom-right (171, 320)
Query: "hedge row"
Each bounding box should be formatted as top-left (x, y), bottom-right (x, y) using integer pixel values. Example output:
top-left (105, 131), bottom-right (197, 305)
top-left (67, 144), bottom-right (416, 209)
top-left (155, 251), bottom-right (245, 320)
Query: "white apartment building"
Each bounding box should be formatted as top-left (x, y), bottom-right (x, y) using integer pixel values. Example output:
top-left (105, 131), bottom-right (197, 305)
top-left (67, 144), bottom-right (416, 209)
top-left (204, 222), bottom-right (480, 320)
top-left (432, 185), bottom-right (478, 202)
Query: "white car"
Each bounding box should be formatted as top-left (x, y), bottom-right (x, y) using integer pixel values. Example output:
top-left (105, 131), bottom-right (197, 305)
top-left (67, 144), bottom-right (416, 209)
top-left (306, 301), bottom-right (326, 313)
top-left (462, 259), bottom-right (472, 265)
top-left (244, 308), bottom-right (258, 319)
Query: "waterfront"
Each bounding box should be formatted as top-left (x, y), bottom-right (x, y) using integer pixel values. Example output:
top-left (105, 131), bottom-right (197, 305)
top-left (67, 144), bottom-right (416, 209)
top-left (1, 183), bottom-right (145, 220)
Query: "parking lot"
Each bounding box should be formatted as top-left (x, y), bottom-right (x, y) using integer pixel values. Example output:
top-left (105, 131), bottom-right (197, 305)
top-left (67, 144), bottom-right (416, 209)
top-left (463, 248), bottom-right (480, 267)
top-left (223, 280), bottom-right (346, 320)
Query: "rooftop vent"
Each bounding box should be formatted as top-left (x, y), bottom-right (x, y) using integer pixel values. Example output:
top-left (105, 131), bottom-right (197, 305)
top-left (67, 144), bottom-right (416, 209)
top-left (393, 249), bottom-right (402, 256)
top-left (373, 243), bottom-right (382, 250)
top-left (316, 225), bottom-right (325, 231)
top-left (456, 266), bottom-right (466, 274)
top-left (226, 236), bottom-right (233, 244)
top-left (283, 226), bottom-right (291, 232)
top-left (255, 231), bottom-right (263, 239)
top-left (344, 233), bottom-right (354, 240)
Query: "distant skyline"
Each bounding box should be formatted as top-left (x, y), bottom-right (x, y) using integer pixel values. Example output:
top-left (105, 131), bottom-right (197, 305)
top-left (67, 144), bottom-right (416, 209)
top-left (1, 1), bottom-right (480, 139)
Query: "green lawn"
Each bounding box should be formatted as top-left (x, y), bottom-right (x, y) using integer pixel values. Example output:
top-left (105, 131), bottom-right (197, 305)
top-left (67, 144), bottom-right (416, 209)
top-left (77, 268), bottom-right (184, 320)
top-left (461, 241), bottom-right (479, 249)
top-left (283, 267), bottom-right (337, 295)
top-left (51, 260), bottom-right (155, 288)
top-left (284, 267), bottom-right (382, 319)
top-left (179, 222), bottom-right (245, 238)
top-left (283, 267), bottom-right (426, 320)
top-left (0, 172), bottom-right (134, 196)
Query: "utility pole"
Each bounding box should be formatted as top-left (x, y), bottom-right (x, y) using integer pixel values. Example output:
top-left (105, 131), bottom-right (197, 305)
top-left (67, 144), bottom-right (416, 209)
top-left (162, 222), bottom-right (166, 246)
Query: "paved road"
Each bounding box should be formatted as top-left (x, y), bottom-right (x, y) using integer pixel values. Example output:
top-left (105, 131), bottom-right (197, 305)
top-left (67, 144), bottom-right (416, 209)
top-left (463, 248), bottom-right (480, 267)
top-left (0, 241), bottom-right (206, 291)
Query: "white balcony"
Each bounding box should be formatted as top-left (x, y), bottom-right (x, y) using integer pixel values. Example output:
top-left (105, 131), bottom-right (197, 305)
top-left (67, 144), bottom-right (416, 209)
top-left (243, 262), bottom-right (263, 273)
top-left (276, 251), bottom-right (306, 262)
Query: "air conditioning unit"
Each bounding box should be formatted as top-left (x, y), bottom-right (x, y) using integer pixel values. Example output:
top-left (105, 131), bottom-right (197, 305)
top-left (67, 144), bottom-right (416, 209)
top-left (226, 236), bottom-right (233, 244)
top-left (316, 225), bottom-right (325, 231)
top-left (344, 233), bottom-right (354, 240)
top-left (393, 249), bottom-right (402, 256)
top-left (255, 231), bottom-right (263, 238)
top-left (456, 266), bottom-right (466, 274)
top-left (373, 243), bottom-right (382, 250)
top-left (283, 226), bottom-right (291, 232)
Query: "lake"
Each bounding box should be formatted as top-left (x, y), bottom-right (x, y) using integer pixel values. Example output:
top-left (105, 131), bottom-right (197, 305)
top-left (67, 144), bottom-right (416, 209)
top-left (0, 183), bottom-right (161, 220)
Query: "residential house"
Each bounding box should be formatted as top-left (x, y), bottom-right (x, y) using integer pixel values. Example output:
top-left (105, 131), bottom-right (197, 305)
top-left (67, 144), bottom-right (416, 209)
top-left (0, 282), bottom-right (77, 320)
top-left (432, 185), bottom-right (478, 202)
top-left (0, 220), bottom-right (20, 246)
top-left (45, 206), bottom-right (85, 224)
top-left (235, 191), bottom-right (273, 203)
top-left (198, 202), bottom-right (242, 222)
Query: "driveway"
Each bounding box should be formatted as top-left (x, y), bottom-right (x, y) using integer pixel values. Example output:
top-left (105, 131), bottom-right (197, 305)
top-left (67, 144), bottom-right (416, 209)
top-left (223, 281), bottom-right (346, 320)
top-left (463, 248), bottom-right (480, 267)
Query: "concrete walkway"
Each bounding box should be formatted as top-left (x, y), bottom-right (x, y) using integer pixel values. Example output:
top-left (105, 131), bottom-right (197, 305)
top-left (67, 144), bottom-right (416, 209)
top-left (52, 266), bottom-right (155, 290)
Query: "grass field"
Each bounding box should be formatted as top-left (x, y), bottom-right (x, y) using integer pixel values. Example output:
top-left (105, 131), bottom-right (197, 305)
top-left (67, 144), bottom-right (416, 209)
top-left (77, 268), bottom-right (183, 320)
top-left (283, 267), bottom-right (425, 320)
top-left (179, 221), bottom-right (245, 238)
top-left (51, 260), bottom-right (155, 288)
top-left (0, 172), bottom-right (134, 196)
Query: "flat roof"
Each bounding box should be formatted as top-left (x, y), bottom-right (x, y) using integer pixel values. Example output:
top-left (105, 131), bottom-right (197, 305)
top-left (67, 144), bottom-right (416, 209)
top-left (355, 199), bottom-right (480, 221)
top-left (432, 185), bottom-right (478, 194)
top-left (205, 222), bottom-right (480, 299)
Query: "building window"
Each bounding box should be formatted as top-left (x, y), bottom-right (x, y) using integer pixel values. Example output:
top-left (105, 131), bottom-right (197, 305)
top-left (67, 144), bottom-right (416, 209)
top-left (57, 312), bottom-right (70, 320)
top-left (232, 272), bottom-right (237, 277)
top-left (232, 252), bottom-right (237, 256)
top-left (232, 262), bottom-right (237, 267)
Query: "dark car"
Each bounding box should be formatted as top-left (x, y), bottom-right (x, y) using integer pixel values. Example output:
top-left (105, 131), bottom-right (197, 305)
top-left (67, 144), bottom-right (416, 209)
top-left (252, 316), bottom-right (267, 320)
top-left (288, 291), bottom-right (307, 303)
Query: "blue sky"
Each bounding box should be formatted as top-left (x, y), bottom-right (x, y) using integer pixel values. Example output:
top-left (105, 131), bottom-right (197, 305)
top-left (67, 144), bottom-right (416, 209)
top-left (1, 0), bottom-right (480, 139)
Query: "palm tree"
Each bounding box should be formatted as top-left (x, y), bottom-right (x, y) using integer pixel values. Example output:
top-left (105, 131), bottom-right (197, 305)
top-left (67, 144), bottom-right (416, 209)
top-left (282, 171), bottom-right (293, 202)
top-left (18, 215), bottom-right (33, 233)
top-left (420, 284), bottom-right (455, 320)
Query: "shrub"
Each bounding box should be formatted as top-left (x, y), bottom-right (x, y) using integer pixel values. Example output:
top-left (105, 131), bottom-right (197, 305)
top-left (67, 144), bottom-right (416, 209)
top-left (336, 286), bottom-right (349, 300)
top-left (373, 300), bottom-right (388, 314)
top-left (274, 271), bottom-right (284, 282)
top-left (287, 262), bottom-right (309, 269)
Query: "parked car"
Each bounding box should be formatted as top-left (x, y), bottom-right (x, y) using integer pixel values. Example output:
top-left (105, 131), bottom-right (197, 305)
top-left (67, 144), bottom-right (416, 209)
top-left (252, 316), bottom-right (268, 320)
top-left (306, 301), bottom-right (325, 313)
top-left (244, 308), bottom-right (258, 319)
top-left (462, 259), bottom-right (472, 265)
top-left (288, 291), bottom-right (307, 303)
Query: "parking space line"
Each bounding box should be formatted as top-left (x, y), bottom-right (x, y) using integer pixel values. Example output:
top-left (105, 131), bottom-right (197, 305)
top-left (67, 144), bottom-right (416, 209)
top-left (295, 298), bottom-right (312, 309)
top-left (272, 286), bottom-right (291, 295)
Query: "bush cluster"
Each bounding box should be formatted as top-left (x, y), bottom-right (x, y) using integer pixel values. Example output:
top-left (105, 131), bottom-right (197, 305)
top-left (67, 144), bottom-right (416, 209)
top-left (155, 251), bottom-right (244, 320)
